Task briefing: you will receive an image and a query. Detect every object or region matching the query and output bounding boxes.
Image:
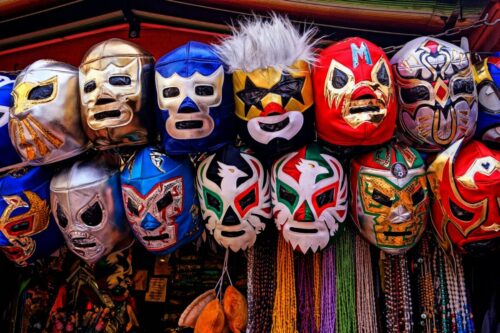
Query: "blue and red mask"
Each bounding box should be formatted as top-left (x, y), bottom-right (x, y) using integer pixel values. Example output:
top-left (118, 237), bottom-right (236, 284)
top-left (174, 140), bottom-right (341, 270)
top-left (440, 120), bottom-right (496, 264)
top-left (0, 167), bottom-right (62, 266)
top-left (121, 146), bottom-right (202, 254)
top-left (155, 42), bottom-right (235, 155)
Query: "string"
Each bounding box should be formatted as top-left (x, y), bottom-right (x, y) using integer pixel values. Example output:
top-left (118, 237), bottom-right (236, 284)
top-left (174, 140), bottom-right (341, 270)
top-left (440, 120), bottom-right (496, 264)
top-left (271, 235), bottom-right (298, 333)
top-left (297, 253), bottom-right (317, 333)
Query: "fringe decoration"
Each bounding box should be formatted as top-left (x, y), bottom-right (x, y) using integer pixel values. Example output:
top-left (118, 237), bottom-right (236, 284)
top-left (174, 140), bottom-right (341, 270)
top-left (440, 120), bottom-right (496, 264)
top-left (272, 235), bottom-right (297, 333)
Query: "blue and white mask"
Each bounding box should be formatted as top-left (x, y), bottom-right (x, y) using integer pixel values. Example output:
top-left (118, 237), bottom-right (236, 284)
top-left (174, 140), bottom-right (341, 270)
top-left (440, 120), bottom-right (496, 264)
top-left (155, 41), bottom-right (235, 154)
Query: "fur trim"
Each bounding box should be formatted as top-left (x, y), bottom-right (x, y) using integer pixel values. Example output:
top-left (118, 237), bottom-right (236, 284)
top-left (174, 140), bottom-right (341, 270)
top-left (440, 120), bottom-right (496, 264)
top-left (213, 14), bottom-right (318, 73)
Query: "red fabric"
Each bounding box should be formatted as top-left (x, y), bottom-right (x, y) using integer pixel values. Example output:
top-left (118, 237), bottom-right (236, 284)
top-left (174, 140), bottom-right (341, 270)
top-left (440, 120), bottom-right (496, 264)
top-left (313, 37), bottom-right (397, 146)
top-left (431, 140), bottom-right (500, 252)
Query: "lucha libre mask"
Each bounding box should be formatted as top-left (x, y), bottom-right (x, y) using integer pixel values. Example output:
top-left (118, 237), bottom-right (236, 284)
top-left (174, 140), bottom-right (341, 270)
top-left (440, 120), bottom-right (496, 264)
top-left (9, 60), bottom-right (88, 165)
top-left (121, 146), bottom-right (202, 254)
top-left (391, 37), bottom-right (478, 152)
top-left (79, 38), bottom-right (155, 149)
top-left (271, 144), bottom-right (348, 253)
top-left (313, 37), bottom-right (397, 147)
top-left (196, 144), bottom-right (271, 252)
top-left (50, 155), bottom-right (132, 264)
top-left (473, 57), bottom-right (500, 144)
top-left (0, 73), bottom-right (26, 172)
top-left (350, 144), bottom-right (429, 254)
top-left (427, 139), bottom-right (500, 255)
top-left (0, 167), bottom-right (63, 266)
top-left (214, 15), bottom-right (316, 157)
top-left (155, 41), bottom-right (235, 154)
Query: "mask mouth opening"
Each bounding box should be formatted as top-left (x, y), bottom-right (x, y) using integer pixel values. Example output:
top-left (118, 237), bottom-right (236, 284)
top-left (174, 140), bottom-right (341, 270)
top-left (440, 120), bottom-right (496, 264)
top-left (349, 96), bottom-right (384, 114)
top-left (94, 110), bottom-right (121, 120)
top-left (143, 233), bottom-right (170, 241)
top-left (382, 231), bottom-right (412, 237)
top-left (221, 230), bottom-right (245, 237)
top-left (71, 237), bottom-right (97, 248)
top-left (290, 227), bottom-right (318, 234)
top-left (258, 117), bottom-right (290, 132)
top-left (175, 120), bottom-right (204, 129)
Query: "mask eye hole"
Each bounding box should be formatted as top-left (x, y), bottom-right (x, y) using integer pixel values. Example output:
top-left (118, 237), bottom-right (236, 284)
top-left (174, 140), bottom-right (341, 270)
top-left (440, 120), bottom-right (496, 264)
top-left (205, 190), bottom-right (222, 216)
top-left (56, 205), bottom-right (68, 228)
top-left (279, 185), bottom-right (297, 206)
top-left (331, 68), bottom-right (348, 89)
top-left (126, 198), bottom-right (140, 217)
top-left (239, 189), bottom-right (256, 211)
top-left (316, 189), bottom-right (334, 208)
top-left (156, 192), bottom-right (173, 212)
top-left (449, 200), bottom-right (474, 221)
top-left (163, 87), bottom-right (180, 98)
top-left (109, 76), bottom-right (131, 86)
top-left (376, 64), bottom-right (390, 86)
top-left (372, 189), bottom-right (392, 207)
top-left (272, 77), bottom-right (303, 96)
top-left (400, 86), bottom-right (430, 104)
top-left (195, 85), bottom-right (214, 96)
top-left (81, 201), bottom-right (103, 227)
top-left (453, 78), bottom-right (474, 95)
top-left (84, 81), bottom-right (96, 93)
top-left (411, 187), bottom-right (425, 205)
top-left (28, 84), bottom-right (54, 100)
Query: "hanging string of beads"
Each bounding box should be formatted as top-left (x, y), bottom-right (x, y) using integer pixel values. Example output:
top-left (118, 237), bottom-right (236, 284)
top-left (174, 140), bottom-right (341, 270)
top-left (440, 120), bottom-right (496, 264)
top-left (433, 245), bottom-right (451, 333)
top-left (247, 227), bottom-right (277, 333)
top-left (313, 252), bottom-right (322, 332)
top-left (354, 233), bottom-right (378, 333)
top-left (272, 235), bottom-right (298, 333)
top-left (383, 252), bottom-right (413, 333)
top-left (415, 234), bottom-right (436, 333)
top-left (297, 253), bottom-right (318, 333)
top-left (456, 256), bottom-right (474, 333)
top-left (336, 228), bottom-right (357, 333)
top-left (320, 244), bottom-right (336, 333)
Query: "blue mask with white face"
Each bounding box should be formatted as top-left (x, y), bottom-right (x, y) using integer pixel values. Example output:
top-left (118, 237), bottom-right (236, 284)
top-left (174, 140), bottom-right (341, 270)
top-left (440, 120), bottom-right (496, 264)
top-left (0, 167), bottom-right (63, 266)
top-left (155, 41), bottom-right (235, 154)
top-left (0, 73), bottom-right (25, 172)
top-left (121, 146), bottom-right (202, 254)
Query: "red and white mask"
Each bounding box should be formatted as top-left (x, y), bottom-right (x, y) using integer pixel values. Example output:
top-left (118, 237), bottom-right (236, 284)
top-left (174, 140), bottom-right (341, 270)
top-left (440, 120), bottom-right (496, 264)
top-left (271, 144), bottom-right (348, 253)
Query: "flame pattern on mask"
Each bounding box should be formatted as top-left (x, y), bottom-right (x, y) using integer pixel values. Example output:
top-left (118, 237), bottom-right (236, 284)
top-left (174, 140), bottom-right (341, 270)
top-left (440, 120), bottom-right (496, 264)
top-left (427, 139), bottom-right (500, 255)
top-left (196, 145), bottom-right (271, 252)
top-left (271, 144), bottom-right (347, 253)
top-left (9, 60), bottom-right (87, 164)
top-left (391, 37), bottom-right (478, 152)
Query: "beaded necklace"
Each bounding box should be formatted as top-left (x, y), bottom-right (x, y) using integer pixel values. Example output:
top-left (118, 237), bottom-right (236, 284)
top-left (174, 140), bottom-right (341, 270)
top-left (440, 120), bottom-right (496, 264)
top-left (297, 253), bottom-right (318, 333)
top-left (354, 233), bottom-right (378, 333)
top-left (247, 228), bottom-right (277, 333)
top-left (415, 234), bottom-right (437, 333)
top-left (336, 228), bottom-right (357, 333)
top-left (272, 235), bottom-right (298, 333)
top-left (320, 244), bottom-right (336, 333)
top-left (383, 253), bottom-right (413, 333)
top-left (314, 252), bottom-right (322, 332)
